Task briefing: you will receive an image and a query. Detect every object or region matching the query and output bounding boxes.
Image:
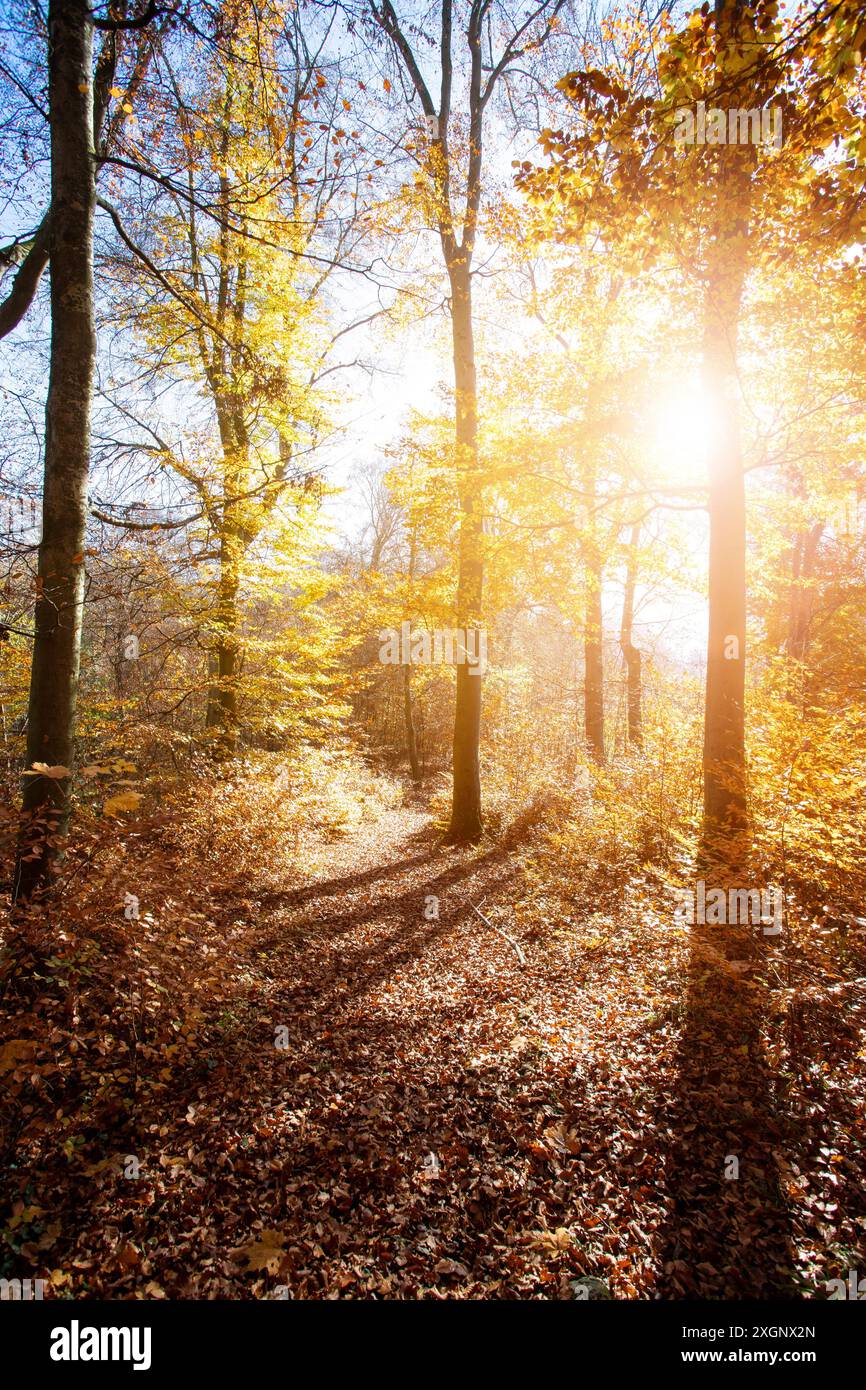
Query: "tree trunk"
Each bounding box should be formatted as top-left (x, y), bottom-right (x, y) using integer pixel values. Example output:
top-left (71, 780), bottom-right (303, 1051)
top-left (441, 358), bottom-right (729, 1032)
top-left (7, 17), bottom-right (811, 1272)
top-left (13, 0), bottom-right (96, 903)
top-left (402, 664), bottom-right (421, 782)
top-left (583, 455), bottom-right (605, 764)
top-left (620, 521), bottom-right (643, 750)
top-left (701, 276), bottom-right (748, 860)
top-left (205, 512), bottom-right (242, 754)
top-left (403, 521), bottom-right (422, 782)
top-left (786, 522), bottom-right (822, 663)
top-left (700, 64), bottom-right (752, 864)
top-left (445, 257), bottom-right (483, 842)
top-left (584, 565), bottom-right (605, 763)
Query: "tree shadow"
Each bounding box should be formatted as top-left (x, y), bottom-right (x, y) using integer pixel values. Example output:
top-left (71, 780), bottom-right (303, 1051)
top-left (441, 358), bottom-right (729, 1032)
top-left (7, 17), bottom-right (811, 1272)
top-left (147, 838), bottom-right (524, 1104)
top-left (249, 847), bottom-right (522, 1004)
top-left (248, 847), bottom-right (444, 914)
top-left (655, 920), bottom-right (797, 1297)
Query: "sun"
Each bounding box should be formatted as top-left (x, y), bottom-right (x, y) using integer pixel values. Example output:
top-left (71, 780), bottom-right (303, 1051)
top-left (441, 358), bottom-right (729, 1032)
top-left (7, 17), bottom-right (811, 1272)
top-left (652, 380), bottom-right (719, 482)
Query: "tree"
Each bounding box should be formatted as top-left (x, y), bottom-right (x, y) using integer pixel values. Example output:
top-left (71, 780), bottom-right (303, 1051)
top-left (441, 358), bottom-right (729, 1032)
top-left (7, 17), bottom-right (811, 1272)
top-left (519, 0), bottom-right (820, 863)
top-left (6, 0), bottom-right (162, 900)
top-left (13, 0), bottom-right (97, 901)
top-left (619, 520), bottom-right (643, 750)
top-left (367, 0), bottom-right (565, 841)
top-left (100, 0), bottom-right (366, 752)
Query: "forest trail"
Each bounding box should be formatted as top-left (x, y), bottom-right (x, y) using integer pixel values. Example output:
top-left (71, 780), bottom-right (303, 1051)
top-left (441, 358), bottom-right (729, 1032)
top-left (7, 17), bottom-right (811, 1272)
top-left (5, 786), bottom-right (860, 1300)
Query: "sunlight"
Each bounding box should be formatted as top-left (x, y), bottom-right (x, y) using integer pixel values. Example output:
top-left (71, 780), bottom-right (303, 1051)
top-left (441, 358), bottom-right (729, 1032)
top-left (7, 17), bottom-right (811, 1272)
top-left (652, 381), bottom-right (718, 480)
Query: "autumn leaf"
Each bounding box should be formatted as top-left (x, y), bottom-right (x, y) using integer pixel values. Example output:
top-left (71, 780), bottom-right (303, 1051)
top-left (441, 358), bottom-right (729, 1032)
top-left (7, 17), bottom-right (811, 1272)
top-left (103, 790), bottom-right (143, 816)
top-left (231, 1229), bottom-right (286, 1273)
top-left (0, 1039), bottom-right (37, 1074)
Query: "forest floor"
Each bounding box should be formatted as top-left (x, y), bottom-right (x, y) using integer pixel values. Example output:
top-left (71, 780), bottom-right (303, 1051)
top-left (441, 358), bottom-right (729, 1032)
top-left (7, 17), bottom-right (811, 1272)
top-left (2, 768), bottom-right (865, 1299)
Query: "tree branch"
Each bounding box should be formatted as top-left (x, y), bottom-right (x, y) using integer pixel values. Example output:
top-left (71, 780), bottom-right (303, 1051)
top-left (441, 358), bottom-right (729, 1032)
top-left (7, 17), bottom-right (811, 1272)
top-left (0, 214), bottom-right (51, 340)
top-left (92, 0), bottom-right (172, 32)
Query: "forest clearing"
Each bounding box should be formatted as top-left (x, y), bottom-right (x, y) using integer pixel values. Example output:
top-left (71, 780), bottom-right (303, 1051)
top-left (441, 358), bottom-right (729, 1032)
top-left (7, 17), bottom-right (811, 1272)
top-left (0, 0), bottom-right (865, 1356)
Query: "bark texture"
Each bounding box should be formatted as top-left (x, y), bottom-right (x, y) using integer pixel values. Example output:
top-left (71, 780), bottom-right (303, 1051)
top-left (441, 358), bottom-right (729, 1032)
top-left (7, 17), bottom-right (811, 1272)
top-left (14, 0), bottom-right (96, 901)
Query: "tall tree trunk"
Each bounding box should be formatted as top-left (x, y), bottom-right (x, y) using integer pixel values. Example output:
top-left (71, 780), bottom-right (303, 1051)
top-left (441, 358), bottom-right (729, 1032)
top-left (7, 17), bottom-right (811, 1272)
top-left (0, 215), bottom-right (51, 341)
top-left (701, 252), bottom-right (749, 859)
top-left (370, 0), bottom-right (563, 841)
top-left (620, 521), bottom-right (643, 750)
top-left (205, 369), bottom-right (248, 753)
top-left (205, 509), bottom-right (242, 754)
top-left (403, 520), bottom-right (422, 782)
top-left (13, 0), bottom-right (96, 903)
top-left (786, 522), bottom-right (822, 663)
top-left (402, 665), bottom-right (421, 782)
top-left (583, 456), bottom-right (605, 764)
top-left (700, 14), bottom-right (752, 864)
top-left (445, 257), bottom-right (483, 841)
top-left (584, 561), bottom-right (605, 763)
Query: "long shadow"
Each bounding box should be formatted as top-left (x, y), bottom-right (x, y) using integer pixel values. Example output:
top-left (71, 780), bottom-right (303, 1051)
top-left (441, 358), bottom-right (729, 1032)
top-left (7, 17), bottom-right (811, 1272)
top-left (24, 834), bottom-right (527, 1288)
top-left (142, 839), bottom-right (523, 1107)
top-left (250, 857), bottom-right (525, 1055)
top-left (655, 919), bottom-right (797, 1297)
top-left (238, 847), bottom-right (445, 915)
top-left (257, 842), bottom-right (514, 945)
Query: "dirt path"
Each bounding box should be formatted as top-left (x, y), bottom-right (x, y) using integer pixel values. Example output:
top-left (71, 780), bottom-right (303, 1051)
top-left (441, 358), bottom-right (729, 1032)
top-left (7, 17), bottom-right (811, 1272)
top-left (75, 805), bottom-right (698, 1299)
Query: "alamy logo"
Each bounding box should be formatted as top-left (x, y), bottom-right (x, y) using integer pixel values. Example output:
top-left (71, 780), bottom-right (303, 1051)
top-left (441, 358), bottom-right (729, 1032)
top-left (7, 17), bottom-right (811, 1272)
top-left (674, 880), bottom-right (783, 935)
top-left (674, 101), bottom-right (783, 148)
top-left (826, 1269), bottom-right (866, 1300)
top-left (0, 1277), bottom-right (45, 1299)
top-left (50, 1320), bottom-right (152, 1371)
top-left (378, 621), bottom-right (487, 675)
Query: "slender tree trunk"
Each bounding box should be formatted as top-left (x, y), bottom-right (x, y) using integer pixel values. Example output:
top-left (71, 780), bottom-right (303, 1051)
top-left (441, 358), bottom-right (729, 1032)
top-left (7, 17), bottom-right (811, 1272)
top-left (701, 268), bottom-right (748, 858)
top-left (786, 522), bottom-right (822, 662)
top-left (584, 564), bottom-right (605, 763)
top-left (402, 665), bottom-right (421, 781)
top-left (445, 257), bottom-right (483, 841)
top-left (700, 81), bottom-right (752, 863)
top-left (403, 521), bottom-right (422, 782)
top-left (13, 0), bottom-right (96, 903)
top-left (371, 0), bottom-right (564, 840)
top-left (620, 521), bottom-right (643, 750)
top-left (205, 510), bottom-right (242, 754)
top-left (583, 456), bottom-right (605, 764)
top-left (206, 375), bottom-right (247, 753)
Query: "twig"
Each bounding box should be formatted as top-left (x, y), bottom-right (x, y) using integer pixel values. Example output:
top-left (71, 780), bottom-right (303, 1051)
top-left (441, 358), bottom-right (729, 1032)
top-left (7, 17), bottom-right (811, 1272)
top-left (469, 899), bottom-right (526, 967)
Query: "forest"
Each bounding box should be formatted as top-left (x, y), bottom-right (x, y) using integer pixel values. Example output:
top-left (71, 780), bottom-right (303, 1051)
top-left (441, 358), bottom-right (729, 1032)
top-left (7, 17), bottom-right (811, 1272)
top-left (0, 0), bottom-right (865, 1334)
